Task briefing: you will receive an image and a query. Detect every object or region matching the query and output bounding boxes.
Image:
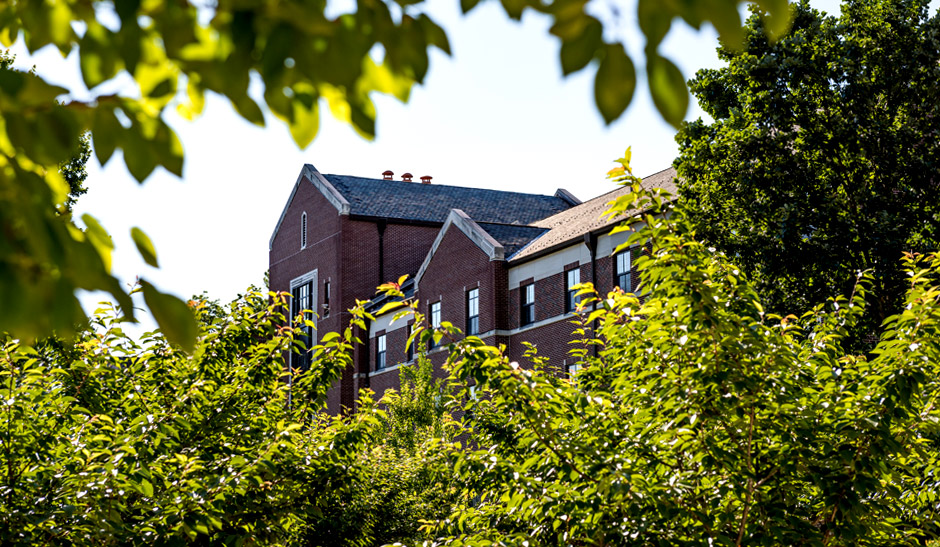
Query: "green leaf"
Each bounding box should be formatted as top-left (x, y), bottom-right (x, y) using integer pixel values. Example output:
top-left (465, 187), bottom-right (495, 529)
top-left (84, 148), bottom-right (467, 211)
top-left (594, 43), bottom-right (636, 125)
top-left (140, 479), bottom-right (154, 497)
top-left (637, 0), bottom-right (673, 49)
top-left (376, 301), bottom-right (405, 316)
top-left (81, 214), bottom-right (114, 273)
top-left (79, 22), bottom-right (120, 89)
top-left (92, 107), bottom-right (120, 166)
top-left (122, 123), bottom-right (159, 182)
top-left (231, 93), bottom-right (266, 127)
top-left (707, 0), bottom-right (744, 49)
top-left (418, 14), bottom-right (451, 55)
top-left (289, 96), bottom-right (320, 149)
top-left (131, 227), bottom-right (159, 268)
top-left (499, 0), bottom-right (526, 20)
top-left (647, 54), bottom-right (688, 128)
top-left (560, 18), bottom-right (602, 76)
top-left (141, 280), bottom-right (198, 353)
top-left (756, 0), bottom-right (793, 41)
top-left (460, 0), bottom-right (482, 13)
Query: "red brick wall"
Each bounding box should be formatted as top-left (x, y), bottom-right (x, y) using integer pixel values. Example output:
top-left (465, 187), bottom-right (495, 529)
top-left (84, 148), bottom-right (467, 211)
top-left (269, 175), bottom-right (346, 414)
top-left (416, 226), bottom-right (494, 337)
top-left (340, 219), bottom-right (440, 409)
top-left (507, 317), bottom-right (581, 374)
top-left (383, 223), bottom-right (439, 284)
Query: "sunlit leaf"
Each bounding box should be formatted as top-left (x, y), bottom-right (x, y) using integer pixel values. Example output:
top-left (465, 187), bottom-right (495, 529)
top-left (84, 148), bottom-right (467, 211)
top-left (560, 18), bottom-right (602, 76)
top-left (647, 54), bottom-right (688, 128)
top-left (81, 214), bottom-right (114, 273)
top-left (141, 280), bottom-right (198, 353)
top-left (131, 227), bottom-right (159, 268)
top-left (594, 43), bottom-right (636, 125)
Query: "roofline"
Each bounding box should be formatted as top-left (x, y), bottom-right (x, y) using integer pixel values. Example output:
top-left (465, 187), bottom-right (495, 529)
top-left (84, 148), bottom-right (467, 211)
top-left (323, 173), bottom-right (564, 201)
top-left (534, 166), bottom-right (679, 227)
top-left (507, 201), bottom-right (673, 265)
top-left (415, 209), bottom-right (505, 290)
top-left (268, 164), bottom-right (351, 250)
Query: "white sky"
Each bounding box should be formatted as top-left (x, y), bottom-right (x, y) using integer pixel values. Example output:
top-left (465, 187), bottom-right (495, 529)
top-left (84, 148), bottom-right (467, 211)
top-left (10, 0), bottom-right (848, 329)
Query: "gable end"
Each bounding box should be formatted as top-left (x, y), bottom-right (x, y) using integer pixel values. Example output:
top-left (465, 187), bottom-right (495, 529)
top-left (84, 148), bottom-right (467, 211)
top-left (414, 209), bottom-right (504, 290)
top-left (269, 164), bottom-right (351, 250)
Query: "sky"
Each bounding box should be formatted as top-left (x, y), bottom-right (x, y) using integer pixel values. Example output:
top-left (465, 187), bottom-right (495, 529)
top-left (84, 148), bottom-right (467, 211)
top-left (9, 0), bottom-right (849, 329)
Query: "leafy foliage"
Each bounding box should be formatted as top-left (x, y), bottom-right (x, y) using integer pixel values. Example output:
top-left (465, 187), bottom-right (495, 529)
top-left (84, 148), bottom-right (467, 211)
top-left (59, 132), bottom-right (91, 213)
top-left (0, 48), bottom-right (90, 213)
top-left (299, 353), bottom-right (460, 547)
top-left (419, 153), bottom-right (940, 545)
top-left (676, 0), bottom-right (940, 344)
top-left (5, 149), bottom-right (940, 544)
top-left (0, 0), bottom-right (792, 348)
top-left (0, 288), bottom-right (378, 545)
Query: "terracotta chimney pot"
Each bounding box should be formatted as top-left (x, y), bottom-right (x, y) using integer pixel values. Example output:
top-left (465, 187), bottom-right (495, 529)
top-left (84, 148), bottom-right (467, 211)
top-left (421, 175), bottom-right (432, 184)
top-left (382, 170), bottom-right (394, 180)
top-left (401, 172), bottom-right (413, 182)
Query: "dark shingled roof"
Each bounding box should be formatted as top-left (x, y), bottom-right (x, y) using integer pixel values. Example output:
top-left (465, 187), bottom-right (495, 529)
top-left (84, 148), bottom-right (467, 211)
top-left (323, 174), bottom-right (572, 224)
top-left (509, 167), bottom-right (679, 261)
top-left (476, 222), bottom-right (549, 256)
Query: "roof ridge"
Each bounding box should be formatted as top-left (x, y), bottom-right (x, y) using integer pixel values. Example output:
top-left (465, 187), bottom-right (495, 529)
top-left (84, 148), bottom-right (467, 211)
top-left (323, 173), bottom-right (562, 200)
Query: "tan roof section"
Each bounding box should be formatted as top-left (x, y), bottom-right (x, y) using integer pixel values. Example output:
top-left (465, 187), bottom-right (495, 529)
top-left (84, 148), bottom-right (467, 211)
top-left (508, 167), bottom-right (678, 261)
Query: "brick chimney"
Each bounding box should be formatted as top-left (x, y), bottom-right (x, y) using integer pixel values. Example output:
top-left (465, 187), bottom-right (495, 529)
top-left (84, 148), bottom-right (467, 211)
top-left (382, 170), bottom-right (394, 180)
top-left (421, 175), bottom-right (432, 184)
top-left (401, 172), bottom-right (413, 182)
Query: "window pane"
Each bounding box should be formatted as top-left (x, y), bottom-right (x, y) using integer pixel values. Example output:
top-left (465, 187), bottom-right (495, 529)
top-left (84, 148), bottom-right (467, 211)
top-left (521, 283), bottom-right (535, 326)
top-left (468, 288), bottom-right (479, 316)
top-left (566, 268), bottom-right (580, 312)
top-left (467, 288), bottom-right (479, 335)
top-left (377, 334), bottom-right (386, 369)
top-left (430, 302), bottom-right (441, 348)
top-left (431, 302), bottom-right (441, 327)
top-left (615, 251), bottom-right (631, 292)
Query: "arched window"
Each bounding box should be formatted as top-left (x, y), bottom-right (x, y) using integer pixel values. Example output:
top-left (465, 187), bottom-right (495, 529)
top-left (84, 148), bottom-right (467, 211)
top-left (301, 212), bottom-right (307, 249)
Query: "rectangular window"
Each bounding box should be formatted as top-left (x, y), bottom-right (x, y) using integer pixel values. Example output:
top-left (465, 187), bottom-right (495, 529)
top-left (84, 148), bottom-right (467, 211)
top-left (466, 288), bottom-right (479, 335)
top-left (429, 301), bottom-right (441, 349)
top-left (291, 280), bottom-right (313, 369)
top-left (565, 268), bottom-right (581, 313)
top-left (376, 334), bottom-right (386, 370)
top-left (521, 283), bottom-right (535, 326)
top-left (615, 250), bottom-right (631, 292)
top-left (323, 281), bottom-right (330, 317)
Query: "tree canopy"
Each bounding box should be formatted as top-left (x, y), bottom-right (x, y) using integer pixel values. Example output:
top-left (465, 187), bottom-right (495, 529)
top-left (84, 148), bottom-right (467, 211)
top-left (0, 0), bottom-right (792, 348)
top-left (676, 0), bottom-right (940, 342)
top-left (4, 155), bottom-right (940, 544)
top-left (427, 157), bottom-right (940, 545)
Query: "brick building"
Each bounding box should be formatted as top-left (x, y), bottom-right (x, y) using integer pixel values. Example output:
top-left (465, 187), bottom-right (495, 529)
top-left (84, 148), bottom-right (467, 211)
top-left (269, 164), bottom-right (677, 414)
